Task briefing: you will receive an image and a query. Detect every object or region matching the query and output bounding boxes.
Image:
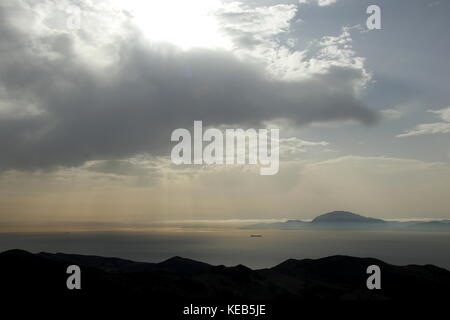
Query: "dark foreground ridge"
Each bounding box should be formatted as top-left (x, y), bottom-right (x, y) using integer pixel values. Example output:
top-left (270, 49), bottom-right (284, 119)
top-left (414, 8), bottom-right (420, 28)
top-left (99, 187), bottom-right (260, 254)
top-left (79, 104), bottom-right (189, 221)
top-left (1, 249), bottom-right (449, 304)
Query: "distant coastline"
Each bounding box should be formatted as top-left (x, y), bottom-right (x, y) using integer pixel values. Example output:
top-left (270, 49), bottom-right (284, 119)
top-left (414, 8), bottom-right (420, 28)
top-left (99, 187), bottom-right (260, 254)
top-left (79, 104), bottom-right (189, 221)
top-left (241, 211), bottom-right (450, 231)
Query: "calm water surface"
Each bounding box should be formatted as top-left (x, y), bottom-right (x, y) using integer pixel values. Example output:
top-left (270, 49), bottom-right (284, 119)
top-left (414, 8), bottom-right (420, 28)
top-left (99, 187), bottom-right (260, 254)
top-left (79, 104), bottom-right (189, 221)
top-left (1, 229), bottom-right (450, 269)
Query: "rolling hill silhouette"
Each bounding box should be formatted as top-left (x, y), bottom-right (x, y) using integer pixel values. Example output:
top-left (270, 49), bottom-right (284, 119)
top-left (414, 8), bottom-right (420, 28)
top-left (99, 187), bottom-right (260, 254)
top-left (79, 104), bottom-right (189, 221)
top-left (1, 249), bottom-right (449, 304)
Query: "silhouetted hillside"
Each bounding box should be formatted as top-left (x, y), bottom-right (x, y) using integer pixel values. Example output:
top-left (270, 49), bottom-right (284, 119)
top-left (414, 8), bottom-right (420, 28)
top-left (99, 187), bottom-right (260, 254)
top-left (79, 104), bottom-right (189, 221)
top-left (39, 252), bottom-right (213, 274)
top-left (1, 249), bottom-right (449, 304)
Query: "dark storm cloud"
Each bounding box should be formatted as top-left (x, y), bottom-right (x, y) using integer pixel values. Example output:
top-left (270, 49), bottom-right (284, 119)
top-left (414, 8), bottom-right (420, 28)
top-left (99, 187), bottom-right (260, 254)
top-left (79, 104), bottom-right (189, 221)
top-left (0, 2), bottom-right (378, 171)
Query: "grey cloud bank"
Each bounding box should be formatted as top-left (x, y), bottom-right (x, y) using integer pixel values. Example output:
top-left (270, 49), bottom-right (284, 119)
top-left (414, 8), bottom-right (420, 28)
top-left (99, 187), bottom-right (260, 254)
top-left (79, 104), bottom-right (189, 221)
top-left (0, 1), bottom-right (378, 171)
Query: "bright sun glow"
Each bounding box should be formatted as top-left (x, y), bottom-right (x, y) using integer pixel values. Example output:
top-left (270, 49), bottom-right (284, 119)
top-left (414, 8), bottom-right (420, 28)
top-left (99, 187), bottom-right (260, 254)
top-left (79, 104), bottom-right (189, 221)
top-left (115, 0), bottom-right (230, 50)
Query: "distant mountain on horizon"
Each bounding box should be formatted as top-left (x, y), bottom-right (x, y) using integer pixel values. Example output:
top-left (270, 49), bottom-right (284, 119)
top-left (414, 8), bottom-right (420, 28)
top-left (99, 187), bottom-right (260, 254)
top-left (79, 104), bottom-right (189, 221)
top-left (242, 210), bottom-right (450, 231)
top-left (312, 211), bottom-right (386, 224)
top-left (1, 249), bottom-right (450, 305)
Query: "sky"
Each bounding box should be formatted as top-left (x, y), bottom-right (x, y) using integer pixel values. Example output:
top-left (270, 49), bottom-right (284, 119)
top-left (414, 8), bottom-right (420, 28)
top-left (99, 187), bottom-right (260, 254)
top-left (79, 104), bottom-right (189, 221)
top-left (0, 0), bottom-right (449, 231)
